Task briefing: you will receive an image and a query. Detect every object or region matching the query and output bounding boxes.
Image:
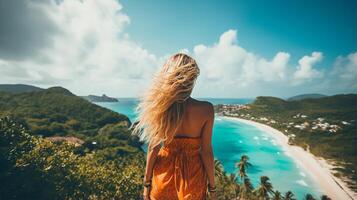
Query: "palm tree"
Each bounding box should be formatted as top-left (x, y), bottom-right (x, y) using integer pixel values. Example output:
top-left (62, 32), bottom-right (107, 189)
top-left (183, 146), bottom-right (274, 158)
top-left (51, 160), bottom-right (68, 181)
top-left (320, 195), bottom-right (331, 200)
top-left (228, 173), bottom-right (240, 197)
top-left (239, 177), bottom-right (254, 200)
top-left (284, 191), bottom-right (296, 200)
top-left (304, 194), bottom-right (316, 200)
top-left (272, 190), bottom-right (283, 200)
top-left (235, 155), bottom-right (252, 181)
top-left (214, 159), bottom-right (224, 179)
top-left (255, 176), bottom-right (274, 200)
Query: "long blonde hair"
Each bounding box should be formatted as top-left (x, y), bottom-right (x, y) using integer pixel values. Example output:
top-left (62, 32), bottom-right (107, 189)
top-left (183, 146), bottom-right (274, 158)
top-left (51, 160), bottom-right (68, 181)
top-left (132, 53), bottom-right (200, 150)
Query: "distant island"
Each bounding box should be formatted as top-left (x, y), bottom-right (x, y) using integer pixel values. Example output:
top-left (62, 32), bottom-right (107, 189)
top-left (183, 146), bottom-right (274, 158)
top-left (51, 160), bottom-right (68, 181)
top-left (287, 93), bottom-right (327, 101)
top-left (81, 94), bottom-right (118, 102)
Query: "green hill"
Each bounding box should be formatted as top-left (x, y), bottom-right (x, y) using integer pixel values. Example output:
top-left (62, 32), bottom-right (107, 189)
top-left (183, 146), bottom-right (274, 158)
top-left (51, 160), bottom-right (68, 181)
top-left (287, 93), bottom-right (327, 101)
top-left (0, 84), bottom-right (44, 93)
top-left (251, 94), bottom-right (357, 120)
top-left (0, 86), bottom-right (130, 138)
top-left (253, 96), bottom-right (299, 112)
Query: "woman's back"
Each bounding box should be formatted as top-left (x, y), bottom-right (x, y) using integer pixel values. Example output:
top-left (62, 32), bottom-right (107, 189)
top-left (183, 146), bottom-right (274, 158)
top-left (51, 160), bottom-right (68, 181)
top-left (173, 97), bottom-right (213, 139)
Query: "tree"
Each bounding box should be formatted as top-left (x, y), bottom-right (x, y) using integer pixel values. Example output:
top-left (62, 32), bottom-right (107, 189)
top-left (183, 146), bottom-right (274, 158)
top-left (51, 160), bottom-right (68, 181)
top-left (255, 176), bottom-right (274, 200)
top-left (272, 190), bottom-right (283, 200)
top-left (239, 177), bottom-right (254, 200)
top-left (320, 195), bottom-right (331, 200)
top-left (228, 173), bottom-right (240, 197)
top-left (214, 162), bottom-right (239, 200)
top-left (284, 191), bottom-right (296, 200)
top-left (304, 194), bottom-right (316, 200)
top-left (214, 159), bottom-right (224, 179)
top-left (235, 155), bottom-right (252, 181)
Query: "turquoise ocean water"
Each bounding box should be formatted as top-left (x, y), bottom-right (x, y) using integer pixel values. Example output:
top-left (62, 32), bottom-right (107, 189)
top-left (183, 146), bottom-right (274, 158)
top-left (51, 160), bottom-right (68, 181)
top-left (97, 98), bottom-right (323, 199)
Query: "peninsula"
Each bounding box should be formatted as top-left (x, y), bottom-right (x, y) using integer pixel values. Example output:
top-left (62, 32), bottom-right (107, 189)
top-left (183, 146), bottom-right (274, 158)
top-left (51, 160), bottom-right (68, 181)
top-left (81, 94), bottom-right (119, 102)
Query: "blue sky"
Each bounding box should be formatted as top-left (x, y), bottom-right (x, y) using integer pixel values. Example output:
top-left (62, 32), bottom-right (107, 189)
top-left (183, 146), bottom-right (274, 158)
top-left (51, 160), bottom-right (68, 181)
top-left (121, 0), bottom-right (357, 65)
top-left (0, 0), bottom-right (356, 98)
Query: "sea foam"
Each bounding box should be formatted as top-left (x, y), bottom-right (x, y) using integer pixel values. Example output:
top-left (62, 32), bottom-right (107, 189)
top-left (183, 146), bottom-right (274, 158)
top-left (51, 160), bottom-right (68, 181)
top-left (296, 179), bottom-right (308, 187)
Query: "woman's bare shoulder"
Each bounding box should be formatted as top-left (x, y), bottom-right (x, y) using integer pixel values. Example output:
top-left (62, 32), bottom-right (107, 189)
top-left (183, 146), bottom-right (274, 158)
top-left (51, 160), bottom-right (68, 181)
top-left (189, 98), bottom-right (214, 114)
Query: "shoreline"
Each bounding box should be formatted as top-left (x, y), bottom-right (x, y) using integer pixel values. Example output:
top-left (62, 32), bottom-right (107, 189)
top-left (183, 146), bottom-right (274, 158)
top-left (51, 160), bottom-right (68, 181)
top-left (223, 116), bottom-right (356, 200)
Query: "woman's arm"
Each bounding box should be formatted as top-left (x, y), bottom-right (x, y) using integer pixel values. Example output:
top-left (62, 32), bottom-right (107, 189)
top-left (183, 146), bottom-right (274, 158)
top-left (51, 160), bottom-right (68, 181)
top-left (143, 142), bottom-right (161, 199)
top-left (200, 103), bottom-right (215, 188)
top-left (144, 143), bottom-right (161, 182)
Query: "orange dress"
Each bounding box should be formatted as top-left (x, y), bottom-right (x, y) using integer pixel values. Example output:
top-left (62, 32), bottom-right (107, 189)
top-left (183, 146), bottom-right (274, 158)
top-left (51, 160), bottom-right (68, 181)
top-left (150, 137), bottom-right (208, 200)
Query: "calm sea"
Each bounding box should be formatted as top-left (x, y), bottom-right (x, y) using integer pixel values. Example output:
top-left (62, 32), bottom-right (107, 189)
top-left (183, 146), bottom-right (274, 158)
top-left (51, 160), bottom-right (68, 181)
top-left (97, 98), bottom-right (323, 199)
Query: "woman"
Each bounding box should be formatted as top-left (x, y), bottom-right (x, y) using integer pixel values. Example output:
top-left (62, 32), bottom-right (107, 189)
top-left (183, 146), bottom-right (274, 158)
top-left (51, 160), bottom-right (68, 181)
top-left (132, 53), bottom-right (216, 200)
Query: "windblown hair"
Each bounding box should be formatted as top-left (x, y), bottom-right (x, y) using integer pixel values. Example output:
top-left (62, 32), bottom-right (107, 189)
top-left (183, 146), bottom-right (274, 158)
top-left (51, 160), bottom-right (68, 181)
top-left (132, 53), bottom-right (200, 150)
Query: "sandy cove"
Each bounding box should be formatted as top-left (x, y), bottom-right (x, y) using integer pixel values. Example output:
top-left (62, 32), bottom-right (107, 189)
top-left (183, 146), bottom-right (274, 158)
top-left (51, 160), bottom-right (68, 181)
top-left (223, 116), bottom-right (356, 200)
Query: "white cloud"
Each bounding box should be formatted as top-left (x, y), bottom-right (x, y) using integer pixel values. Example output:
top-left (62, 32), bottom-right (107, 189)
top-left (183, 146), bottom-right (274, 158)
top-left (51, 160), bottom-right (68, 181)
top-left (332, 52), bottom-right (357, 80)
top-left (219, 29), bottom-right (237, 46)
top-left (190, 29), bottom-right (294, 96)
top-left (0, 0), bottom-right (159, 96)
top-left (193, 30), bottom-right (290, 85)
top-left (328, 52), bottom-right (357, 91)
top-left (293, 52), bottom-right (323, 84)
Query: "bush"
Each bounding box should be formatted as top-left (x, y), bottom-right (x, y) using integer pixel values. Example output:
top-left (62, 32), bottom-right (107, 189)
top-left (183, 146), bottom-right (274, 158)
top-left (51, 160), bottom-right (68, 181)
top-left (0, 117), bottom-right (145, 200)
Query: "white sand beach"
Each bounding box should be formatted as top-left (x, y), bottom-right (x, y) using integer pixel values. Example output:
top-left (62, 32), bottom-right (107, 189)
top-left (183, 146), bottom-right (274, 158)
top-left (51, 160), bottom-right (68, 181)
top-left (224, 116), bottom-right (356, 200)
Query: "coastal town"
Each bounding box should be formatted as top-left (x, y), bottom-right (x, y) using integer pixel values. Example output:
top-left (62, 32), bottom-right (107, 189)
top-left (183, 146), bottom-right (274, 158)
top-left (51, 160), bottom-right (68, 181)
top-left (215, 104), bottom-right (353, 140)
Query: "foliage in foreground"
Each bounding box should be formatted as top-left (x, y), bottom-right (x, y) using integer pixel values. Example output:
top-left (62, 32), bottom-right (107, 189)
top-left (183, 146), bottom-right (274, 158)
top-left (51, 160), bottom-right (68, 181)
top-left (0, 117), bottom-right (144, 200)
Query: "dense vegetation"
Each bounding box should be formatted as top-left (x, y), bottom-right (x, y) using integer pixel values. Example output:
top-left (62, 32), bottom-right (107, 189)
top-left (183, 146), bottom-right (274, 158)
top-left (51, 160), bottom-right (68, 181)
top-left (0, 117), bottom-right (145, 199)
top-left (216, 94), bottom-right (357, 191)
